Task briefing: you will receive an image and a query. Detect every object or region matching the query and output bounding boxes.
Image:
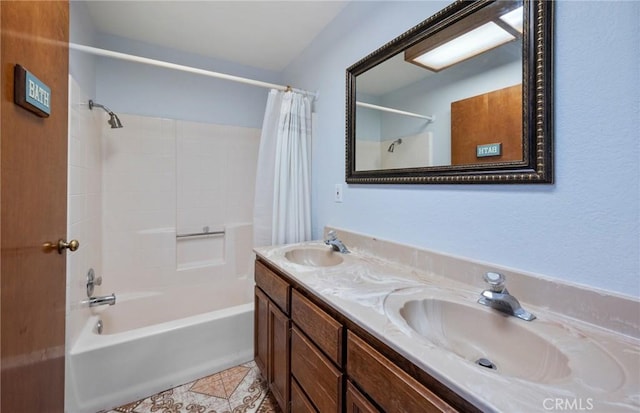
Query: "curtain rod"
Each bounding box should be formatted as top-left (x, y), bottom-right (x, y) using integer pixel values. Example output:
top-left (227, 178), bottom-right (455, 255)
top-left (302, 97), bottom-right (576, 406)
top-left (69, 43), bottom-right (318, 99)
top-left (356, 101), bottom-right (434, 122)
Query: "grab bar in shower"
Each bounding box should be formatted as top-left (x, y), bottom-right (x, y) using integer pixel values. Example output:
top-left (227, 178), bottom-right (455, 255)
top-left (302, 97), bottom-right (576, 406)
top-left (176, 226), bottom-right (225, 239)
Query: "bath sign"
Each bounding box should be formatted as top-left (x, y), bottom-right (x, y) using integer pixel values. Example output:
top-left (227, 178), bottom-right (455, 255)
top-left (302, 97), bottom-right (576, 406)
top-left (476, 143), bottom-right (501, 158)
top-left (14, 64), bottom-right (51, 117)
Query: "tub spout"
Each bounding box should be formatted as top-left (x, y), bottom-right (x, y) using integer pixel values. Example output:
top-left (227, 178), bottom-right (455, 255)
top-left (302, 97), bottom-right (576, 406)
top-left (89, 293), bottom-right (116, 307)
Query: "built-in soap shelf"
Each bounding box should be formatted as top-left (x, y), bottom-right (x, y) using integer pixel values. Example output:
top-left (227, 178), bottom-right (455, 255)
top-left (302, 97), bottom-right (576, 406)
top-left (176, 225), bottom-right (225, 239)
top-left (176, 225), bottom-right (226, 270)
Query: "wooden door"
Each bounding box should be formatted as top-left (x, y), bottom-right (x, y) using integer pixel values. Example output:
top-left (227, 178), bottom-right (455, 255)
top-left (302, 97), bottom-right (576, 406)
top-left (451, 84), bottom-right (522, 165)
top-left (1, 2), bottom-right (69, 412)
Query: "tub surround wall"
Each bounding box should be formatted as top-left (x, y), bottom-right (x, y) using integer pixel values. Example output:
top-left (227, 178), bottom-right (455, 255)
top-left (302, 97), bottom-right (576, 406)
top-left (101, 113), bottom-right (176, 292)
top-left (66, 76), bottom-right (103, 351)
top-left (102, 113), bottom-right (260, 294)
top-left (176, 121), bottom-right (260, 269)
top-left (67, 110), bottom-right (259, 412)
top-left (66, 76), bottom-right (105, 412)
top-left (282, 1), bottom-right (640, 297)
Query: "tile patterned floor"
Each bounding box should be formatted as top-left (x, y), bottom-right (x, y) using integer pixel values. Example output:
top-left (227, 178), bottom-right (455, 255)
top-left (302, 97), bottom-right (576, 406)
top-left (105, 360), bottom-right (281, 413)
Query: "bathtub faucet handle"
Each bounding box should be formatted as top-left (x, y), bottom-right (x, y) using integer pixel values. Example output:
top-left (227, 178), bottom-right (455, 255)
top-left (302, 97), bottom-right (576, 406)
top-left (86, 268), bottom-right (103, 297)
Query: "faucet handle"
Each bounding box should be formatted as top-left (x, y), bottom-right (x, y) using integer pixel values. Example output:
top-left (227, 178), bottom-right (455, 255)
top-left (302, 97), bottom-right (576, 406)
top-left (483, 272), bottom-right (506, 292)
top-left (86, 268), bottom-right (103, 297)
top-left (326, 230), bottom-right (337, 240)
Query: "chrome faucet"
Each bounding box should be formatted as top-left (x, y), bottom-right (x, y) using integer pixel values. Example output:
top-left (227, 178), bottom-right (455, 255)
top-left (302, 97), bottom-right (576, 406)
top-left (478, 272), bottom-right (536, 321)
top-left (88, 293), bottom-right (116, 307)
top-left (324, 230), bottom-right (350, 254)
top-left (86, 268), bottom-right (102, 297)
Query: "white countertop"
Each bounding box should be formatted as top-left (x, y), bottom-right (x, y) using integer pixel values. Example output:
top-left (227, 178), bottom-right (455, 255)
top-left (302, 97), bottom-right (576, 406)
top-left (255, 238), bottom-right (640, 413)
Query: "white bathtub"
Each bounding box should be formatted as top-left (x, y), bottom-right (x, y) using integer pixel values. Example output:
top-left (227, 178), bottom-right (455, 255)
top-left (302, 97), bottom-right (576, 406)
top-left (66, 281), bottom-right (254, 413)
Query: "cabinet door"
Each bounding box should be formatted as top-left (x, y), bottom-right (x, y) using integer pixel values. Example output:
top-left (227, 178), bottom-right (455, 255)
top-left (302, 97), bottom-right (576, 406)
top-left (254, 287), bottom-right (269, 376)
top-left (346, 381), bottom-right (380, 413)
top-left (269, 302), bottom-right (291, 413)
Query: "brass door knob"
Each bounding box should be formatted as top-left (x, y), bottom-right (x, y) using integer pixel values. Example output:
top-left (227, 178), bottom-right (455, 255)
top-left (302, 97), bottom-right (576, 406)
top-left (57, 239), bottom-right (79, 254)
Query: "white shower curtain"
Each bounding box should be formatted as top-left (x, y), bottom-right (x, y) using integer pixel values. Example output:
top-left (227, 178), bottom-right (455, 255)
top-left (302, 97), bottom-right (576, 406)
top-left (253, 89), bottom-right (312, 247)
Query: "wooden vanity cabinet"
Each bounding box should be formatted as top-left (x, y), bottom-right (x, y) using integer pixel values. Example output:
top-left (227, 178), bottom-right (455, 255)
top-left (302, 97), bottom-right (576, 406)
top-left (254, 261), bottom-right (291, 412)
top-left (255, 258), bottom-right (476, 413)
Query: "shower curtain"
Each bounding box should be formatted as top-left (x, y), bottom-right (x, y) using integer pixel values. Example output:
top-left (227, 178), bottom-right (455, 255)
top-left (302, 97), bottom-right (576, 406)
top-left (254, 89), bottom-right (312, 247)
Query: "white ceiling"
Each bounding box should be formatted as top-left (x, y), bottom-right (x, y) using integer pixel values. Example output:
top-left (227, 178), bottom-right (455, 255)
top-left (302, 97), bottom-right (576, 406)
top-left (357, 53), bottom-right (433, 97)
top-left (84, 1), bottom-right (350, 72)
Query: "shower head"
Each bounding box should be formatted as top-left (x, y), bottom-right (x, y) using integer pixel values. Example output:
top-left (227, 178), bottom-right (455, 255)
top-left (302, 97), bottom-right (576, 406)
top-left (107, 112), bottom-right (123, 128)
top-left (387, 138), bottom-right (402, 153)
top-left (88, 99), bottom-right (123, 128)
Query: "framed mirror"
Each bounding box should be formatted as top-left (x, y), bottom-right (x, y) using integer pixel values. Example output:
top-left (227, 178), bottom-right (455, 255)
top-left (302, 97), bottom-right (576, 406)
top-left (346, 0), bottom-right (553, 184)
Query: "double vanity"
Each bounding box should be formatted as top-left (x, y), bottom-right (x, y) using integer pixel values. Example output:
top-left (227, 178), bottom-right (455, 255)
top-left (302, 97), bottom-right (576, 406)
top-left (254, 228), bottom-right (640, 412)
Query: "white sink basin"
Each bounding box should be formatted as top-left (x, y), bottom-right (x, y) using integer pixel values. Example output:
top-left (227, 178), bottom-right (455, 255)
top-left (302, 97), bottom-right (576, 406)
top-left (384, 288), bottom-right (625, 388)
top-left (284, 247), bottom-right (344, 267)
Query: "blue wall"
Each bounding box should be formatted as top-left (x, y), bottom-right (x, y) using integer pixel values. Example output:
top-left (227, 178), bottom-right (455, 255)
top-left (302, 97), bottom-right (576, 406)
top-left (284, 1), bottom-right (640, 297)
top-left (69, 1), bottom-right (97, 96)
top-left (94, 34), bottom-right (282, 128)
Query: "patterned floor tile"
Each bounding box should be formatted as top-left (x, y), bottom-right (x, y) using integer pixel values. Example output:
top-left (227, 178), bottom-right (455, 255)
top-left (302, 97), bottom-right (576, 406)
top-left (190, 365), bottom-right (250, 399)
top-left (112, 400), bottom-right (143, 413)
top-left (106, 360), bottom-right (278, 413)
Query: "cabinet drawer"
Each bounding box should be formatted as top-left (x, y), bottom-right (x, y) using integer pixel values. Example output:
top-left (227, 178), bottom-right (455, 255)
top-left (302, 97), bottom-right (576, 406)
top-left (346, 381), bottom-right (381, 413)
top-left (291, 326), bottom-right (342, 413)
top-left (291, 378), bottom-right (317, 413)
top-left (255, 260), bottom-right (290, 314)
top-left (292, 289), bottom-right (343, 365)
top-left (347, 331), bottom-right (456, 413)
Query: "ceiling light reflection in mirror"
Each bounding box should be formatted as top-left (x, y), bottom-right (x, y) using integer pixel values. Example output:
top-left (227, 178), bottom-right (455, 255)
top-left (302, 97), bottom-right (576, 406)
top-left (406, 5), bottom-right (524, 72)
top-left (410, 22), bottom-right (515, 72)
top-left (500, 6), bottom-right (524, 33)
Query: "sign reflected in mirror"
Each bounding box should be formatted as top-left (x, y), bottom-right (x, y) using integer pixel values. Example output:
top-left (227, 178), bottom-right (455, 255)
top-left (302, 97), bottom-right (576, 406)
top-left (346, 0), bottom-right (553, 184)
